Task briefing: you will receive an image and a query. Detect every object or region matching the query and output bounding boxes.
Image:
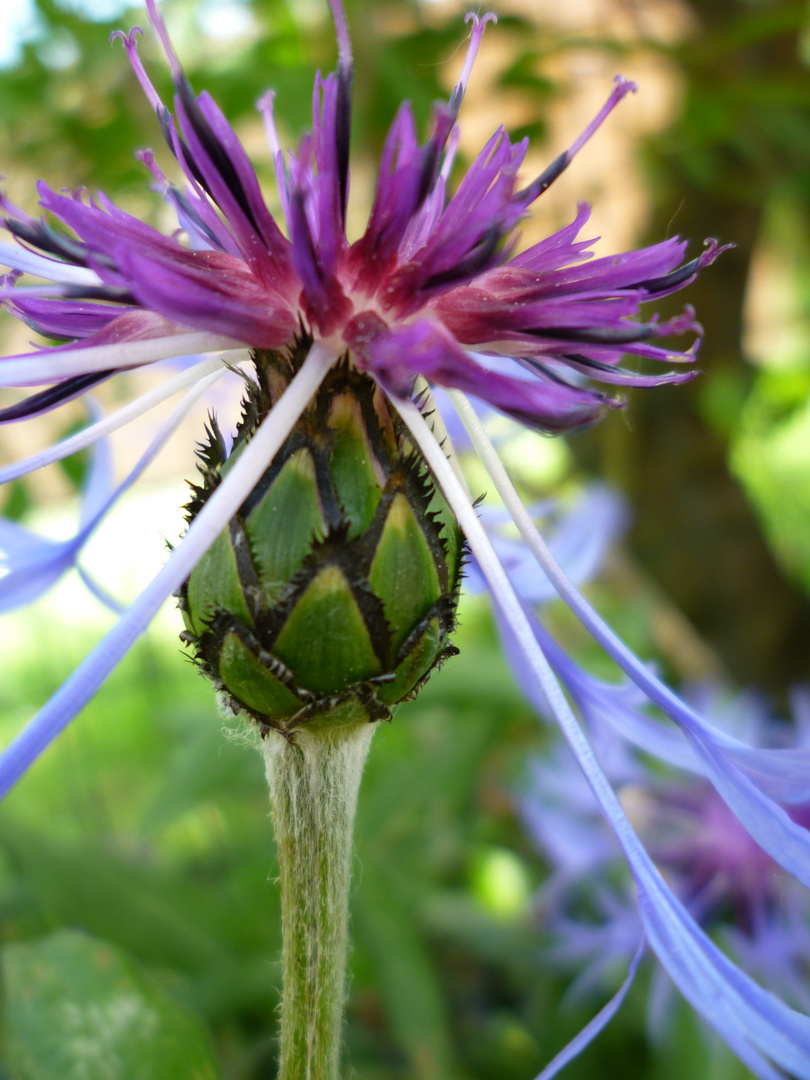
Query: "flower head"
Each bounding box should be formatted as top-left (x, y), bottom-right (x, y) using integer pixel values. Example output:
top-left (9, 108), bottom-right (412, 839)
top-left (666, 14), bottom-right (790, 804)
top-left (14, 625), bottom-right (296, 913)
top-left (0, 1), bottom-right (725, 435)
top-left (523, 687), bottom-right (810, 1019)
top-left (1, 4), bottom-right (806, 1079)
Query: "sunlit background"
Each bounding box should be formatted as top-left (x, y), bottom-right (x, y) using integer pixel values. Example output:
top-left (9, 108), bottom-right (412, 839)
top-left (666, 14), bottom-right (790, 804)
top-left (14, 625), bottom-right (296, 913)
top-left (0, 1), bottom-right (809, 1078)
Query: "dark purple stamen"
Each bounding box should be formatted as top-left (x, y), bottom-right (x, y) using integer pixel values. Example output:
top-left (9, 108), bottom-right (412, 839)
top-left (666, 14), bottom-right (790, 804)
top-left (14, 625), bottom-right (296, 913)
top-left (636, 256), bottom-right (703, 294)
top-left (531, 324), bottom-right (658, 345)
top-left (421, 226), bottom-right (502, 291)
top-left (335, 66), bottom-right (352, 225)
top-left (175, 77), bottom-right (265, 241)
top-left (0, 371), bottom-right (115, 423)
top-left (5, 219), bottom-right (90, 266)
top-left (523, 356), bottom-right (612, 398)
top-left (164, 185), bottom-right (227, 250)
top-left (61, 285), bottom-right (137, 303)
top-left (516, 151), bottom-right (570, 204)
top-left (561, 351), bottom-right (678, 378)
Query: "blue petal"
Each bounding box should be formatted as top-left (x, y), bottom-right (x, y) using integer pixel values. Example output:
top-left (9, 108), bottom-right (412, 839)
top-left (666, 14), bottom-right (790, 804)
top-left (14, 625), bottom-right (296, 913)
top-left (519, 607), bottom-right (810, 893)
top-left (467, 486), bottom-right (626, 605)
top-left (0, 343), bottom-right (334, 794)
top-left (480, 485), bottom-right (810, 882)
top-left (0, 588), bottom-right (158, 796)
top-left (0, 368), bottom-right (231, 615)
top-left (541, 573), bottom-right (810, 879)
top-left (0, 517), bottom-right (57, 562)
top-left (543, 635), bottom-right (810, 1076)
top-left (543, 631), bottom-right (810, 805)
top-left (538, 486), bottom-right (627, 589)
top-left (494, 599), bottom-right (810, 1078)
top-left (450, 390), bottom-right (810, 873)
top-left (0, 401), bottom-right (115, 612)
top-left (0, 240), bottom-right (102, 285)
top-left (77, 399), bottom-right (115, 527)
top-left (534, 940), bottom-right (645, 1080)
top-left (399, 391), bottom-right (810, 1080)
top-left (77, 565), bottom-right (125, 614)
top-left (0, 536), bottom-right (83, 612)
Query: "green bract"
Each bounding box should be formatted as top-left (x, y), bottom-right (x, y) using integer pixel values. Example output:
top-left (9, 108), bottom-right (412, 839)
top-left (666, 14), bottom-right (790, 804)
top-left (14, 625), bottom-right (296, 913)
top-left (178, 338), bottom-right (463, 735)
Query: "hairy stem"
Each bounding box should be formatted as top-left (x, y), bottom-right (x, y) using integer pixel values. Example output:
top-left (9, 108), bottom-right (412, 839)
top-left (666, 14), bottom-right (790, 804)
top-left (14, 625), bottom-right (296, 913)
top-left (263, 722), bottom-right (375, 1080)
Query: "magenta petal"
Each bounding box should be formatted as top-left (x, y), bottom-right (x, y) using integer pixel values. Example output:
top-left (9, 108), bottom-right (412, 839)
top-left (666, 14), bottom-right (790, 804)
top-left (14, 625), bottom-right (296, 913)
top-left (5, 296), bottom-right (129, 340)
top-left (118, 246), bottom-right (297, 348)
top-left (192, 90), bottom-right (291, 265)
top-left (356, 318), bottom-right (609, 432)
top-left (510, 203), bottom-right (596, 272)
top-left (348, 104), bottom-right (433, 285)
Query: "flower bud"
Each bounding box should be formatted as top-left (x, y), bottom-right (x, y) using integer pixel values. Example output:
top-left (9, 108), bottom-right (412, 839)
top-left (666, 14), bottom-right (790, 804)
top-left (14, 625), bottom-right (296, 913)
top-left (178, 337), bottom-right (462, 735)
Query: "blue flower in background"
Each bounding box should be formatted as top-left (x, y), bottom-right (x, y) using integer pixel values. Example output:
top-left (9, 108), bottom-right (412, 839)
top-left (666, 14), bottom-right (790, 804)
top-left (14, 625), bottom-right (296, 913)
top-left (522, 686), bottom-right (810, 1028)
top-left (463, 484), bottom-right (628, 606)
top-left (0, 401), bottom-right (120, 613)
top-left (0, 1), bottom-right (807, 1076)
top-left (453, 405), bottom-right (810, 1075)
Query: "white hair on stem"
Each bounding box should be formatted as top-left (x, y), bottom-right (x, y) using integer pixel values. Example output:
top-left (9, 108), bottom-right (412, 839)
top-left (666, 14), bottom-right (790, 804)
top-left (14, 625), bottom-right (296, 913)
top-left (262, 722), bottom-right (376, 1080)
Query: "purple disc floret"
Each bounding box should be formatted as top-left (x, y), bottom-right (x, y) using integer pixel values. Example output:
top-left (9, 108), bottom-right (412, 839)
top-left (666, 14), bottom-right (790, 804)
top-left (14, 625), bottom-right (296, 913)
top-left (0, 2), bottom-right (728, 432)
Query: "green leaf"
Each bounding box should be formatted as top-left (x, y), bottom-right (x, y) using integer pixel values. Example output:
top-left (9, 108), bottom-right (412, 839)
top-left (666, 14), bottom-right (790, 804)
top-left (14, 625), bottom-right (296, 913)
top-left (186, 527), bottom-right (253, 636)
top-left (378, 615), bottom-right (442, 706)
top-left (0, 818), bottom-right (278, 1019)
top-left (2, 930), bottom-right (221, 1080)
top-left (327, 392), bottom-right (383, 538)
top-left (273, 564), bottom-right (383, 692)
top-left (246, 446), bottom-right (325, 601)
top-left (368, 493), bottom-right (441, 656)
top-left (218, 629), bottom-right (303, 717)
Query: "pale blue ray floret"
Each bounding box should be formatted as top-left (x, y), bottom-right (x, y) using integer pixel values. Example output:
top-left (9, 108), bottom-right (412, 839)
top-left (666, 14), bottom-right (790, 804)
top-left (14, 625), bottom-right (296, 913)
top-left (0, 400), bottom-right (123, 613)
top-left (0, 1), bottom-right (807, 1076)
top-left (521, 684), bottom-right (810, 1028)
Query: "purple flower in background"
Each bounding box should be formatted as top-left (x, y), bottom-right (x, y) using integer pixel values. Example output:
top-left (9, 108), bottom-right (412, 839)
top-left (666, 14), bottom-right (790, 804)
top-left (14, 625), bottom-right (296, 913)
top-left (0, 2), bottom-right (808, 1077)
top-left (522, 687), bottom-right (810, 1027)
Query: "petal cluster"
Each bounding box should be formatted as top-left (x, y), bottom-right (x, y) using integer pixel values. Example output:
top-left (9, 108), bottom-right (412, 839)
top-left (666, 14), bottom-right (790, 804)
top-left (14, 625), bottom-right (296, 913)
top-left (443, 399), bottom-right (810, 1077)
top-left (523, 687), bottom-right (810, 1018)
top-left (0, 1), bottom-right (727, 434)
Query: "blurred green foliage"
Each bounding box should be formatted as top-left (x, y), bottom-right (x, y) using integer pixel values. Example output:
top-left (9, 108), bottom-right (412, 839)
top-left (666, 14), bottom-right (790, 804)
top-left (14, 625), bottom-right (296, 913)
top-left (0, 604), bottom-right (753, 1080)
top-left (3, 931), bottom-right (222, 1080)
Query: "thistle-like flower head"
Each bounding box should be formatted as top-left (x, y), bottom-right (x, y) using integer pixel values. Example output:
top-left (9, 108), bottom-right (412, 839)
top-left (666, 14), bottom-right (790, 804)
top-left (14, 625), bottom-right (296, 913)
top-left (4, 6), bottom-right (809, 1080)
top-left (0, 0), bottom-right (726, 433)
top-left (523, 687), bottom-right (810, 1017)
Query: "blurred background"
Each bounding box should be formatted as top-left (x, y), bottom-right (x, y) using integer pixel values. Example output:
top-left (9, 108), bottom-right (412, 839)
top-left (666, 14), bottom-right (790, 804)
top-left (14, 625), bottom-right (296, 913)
top-left (0, 0), bottom-right (809, 1077)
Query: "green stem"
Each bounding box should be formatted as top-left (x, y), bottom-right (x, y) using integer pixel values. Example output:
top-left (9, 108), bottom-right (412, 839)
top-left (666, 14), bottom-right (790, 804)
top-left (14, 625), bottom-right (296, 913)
top-left (263, 722), bottom-right (375, 1080)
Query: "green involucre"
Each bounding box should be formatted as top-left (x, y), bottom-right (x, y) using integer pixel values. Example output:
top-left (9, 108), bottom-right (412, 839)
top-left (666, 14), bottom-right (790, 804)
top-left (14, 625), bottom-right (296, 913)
top-left (178, 338), bottom-right (462, 735)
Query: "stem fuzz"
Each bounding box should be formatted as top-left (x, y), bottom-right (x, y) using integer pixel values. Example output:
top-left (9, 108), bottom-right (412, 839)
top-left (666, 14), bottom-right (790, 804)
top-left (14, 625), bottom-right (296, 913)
top-left (263, 721), bottom-right (375, 1080)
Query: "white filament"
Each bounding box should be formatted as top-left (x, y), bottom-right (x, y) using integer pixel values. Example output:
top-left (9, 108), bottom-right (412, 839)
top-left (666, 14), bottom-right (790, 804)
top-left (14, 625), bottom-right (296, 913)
top-left (0, 352), bottom-right (248, 484)
top-left (0, 331), bottom-right (243, 386)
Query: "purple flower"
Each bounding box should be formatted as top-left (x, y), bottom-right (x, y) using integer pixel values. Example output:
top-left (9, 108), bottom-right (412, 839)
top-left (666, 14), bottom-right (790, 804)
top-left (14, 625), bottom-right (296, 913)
top-left (522, 687), bottom-right (810, 1026)
top-left (0, 3), bottom-right (725, 434)
top-left (0, 3), bottom-right (806, 1078)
